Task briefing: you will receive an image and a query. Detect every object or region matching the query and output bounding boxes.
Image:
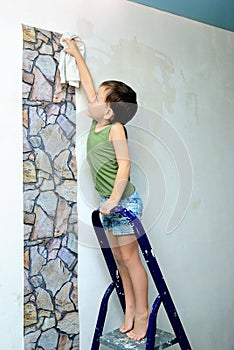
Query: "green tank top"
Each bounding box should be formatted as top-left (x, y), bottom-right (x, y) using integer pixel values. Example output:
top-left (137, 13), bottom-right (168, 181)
top-left (87, 120), bottom-right (135, 198)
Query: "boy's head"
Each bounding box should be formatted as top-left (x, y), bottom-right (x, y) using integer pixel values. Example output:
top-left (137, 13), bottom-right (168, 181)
top-left (100, 80), bottom-right (138, 124)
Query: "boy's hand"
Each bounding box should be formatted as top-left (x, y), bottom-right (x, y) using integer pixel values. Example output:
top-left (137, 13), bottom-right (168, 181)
top-left (62, 38), bottom-right (80, 57)
top-left (100, 199), bottom-right (119, 215)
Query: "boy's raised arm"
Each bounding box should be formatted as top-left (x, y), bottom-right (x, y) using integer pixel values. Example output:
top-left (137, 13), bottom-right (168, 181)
top-left (62, 38), bottom-right (96, 103)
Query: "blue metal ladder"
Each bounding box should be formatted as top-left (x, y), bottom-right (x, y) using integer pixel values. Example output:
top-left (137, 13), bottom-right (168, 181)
top-left (91, 206), bottom-right (192, 350)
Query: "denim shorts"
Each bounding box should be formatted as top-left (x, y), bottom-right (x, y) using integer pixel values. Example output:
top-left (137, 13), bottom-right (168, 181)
top-left (100, 190), bottom-right (143, 235)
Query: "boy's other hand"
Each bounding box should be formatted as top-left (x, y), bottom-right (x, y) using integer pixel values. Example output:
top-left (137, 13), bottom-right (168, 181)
top-left (100, 199), bottom-right (119, 216)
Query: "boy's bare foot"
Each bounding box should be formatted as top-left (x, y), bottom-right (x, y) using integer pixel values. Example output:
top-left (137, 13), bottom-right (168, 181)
top-left (119, 308), bottom-right (135, 333)
top-left (126, 309), bottom-right (149, 340)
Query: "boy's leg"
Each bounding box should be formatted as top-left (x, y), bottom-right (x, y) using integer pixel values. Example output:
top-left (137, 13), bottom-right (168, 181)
top-left (117, 235), bottom-right (149, 341)
top-left (108, 230), bottom-right (136, 332)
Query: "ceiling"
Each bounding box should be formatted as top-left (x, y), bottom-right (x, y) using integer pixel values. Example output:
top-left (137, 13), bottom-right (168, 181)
top-left (128, 0), bottom-right (234, 32)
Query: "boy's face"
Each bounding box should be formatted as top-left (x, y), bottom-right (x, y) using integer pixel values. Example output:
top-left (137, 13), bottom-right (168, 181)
top-left (88, 86), bottom-right (111, 122)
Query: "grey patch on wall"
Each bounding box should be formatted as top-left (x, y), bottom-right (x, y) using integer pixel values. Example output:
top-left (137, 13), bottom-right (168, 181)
top-left (88, 36), bottom-right (176, 114)
top-left (22, 24), bottom-right (79, 349)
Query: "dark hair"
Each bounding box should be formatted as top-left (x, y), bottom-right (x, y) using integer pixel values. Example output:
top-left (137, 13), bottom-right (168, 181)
top-left (100, 80), bottom-right (138, 124)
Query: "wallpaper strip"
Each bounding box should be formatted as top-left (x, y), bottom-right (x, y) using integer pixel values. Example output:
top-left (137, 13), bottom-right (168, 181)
top-left (22, 24), bottom-right (79, 350)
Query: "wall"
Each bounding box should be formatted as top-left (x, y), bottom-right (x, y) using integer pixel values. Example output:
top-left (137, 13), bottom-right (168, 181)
top-left (0, 1), bottom-right (233, 350)
top-left (75, 1), bottom-right (234, 350)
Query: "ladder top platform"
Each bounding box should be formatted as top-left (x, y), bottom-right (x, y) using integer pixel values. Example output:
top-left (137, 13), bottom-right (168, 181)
top-left (100, 328), bottom-right (177, 350)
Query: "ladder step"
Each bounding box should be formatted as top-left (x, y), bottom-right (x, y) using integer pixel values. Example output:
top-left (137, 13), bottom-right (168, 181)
top-left (100, 328), bottom-right (177, 349)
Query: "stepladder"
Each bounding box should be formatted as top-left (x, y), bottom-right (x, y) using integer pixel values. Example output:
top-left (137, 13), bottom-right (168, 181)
top-left (91, 206), bottom-right (192, 350)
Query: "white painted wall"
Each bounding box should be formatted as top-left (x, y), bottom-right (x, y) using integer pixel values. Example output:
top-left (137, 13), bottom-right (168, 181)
top-left (0, 0), bottom-right (233, 350)
top-left (76, 1), bottom-right (234, 350)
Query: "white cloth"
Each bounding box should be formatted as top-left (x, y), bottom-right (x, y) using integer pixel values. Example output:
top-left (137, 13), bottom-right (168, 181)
top-left (58, 32), bottom-right (85, 88)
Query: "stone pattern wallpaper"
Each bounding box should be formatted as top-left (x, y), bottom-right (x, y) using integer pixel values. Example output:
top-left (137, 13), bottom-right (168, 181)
top-left (22, 25), bottom-right (79, 349)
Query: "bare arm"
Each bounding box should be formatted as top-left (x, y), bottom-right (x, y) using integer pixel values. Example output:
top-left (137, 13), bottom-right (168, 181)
top-left (62, 38), bottom-right (96, 103)
top-left (100, 123), bottom-right (131, 215)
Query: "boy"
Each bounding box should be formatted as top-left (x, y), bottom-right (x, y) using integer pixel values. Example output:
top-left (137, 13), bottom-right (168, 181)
top-left (62, 38), bottom-right (149, 341)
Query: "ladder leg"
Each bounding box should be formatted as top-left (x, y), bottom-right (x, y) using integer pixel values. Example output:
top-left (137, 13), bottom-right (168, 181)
top-left (112, 207), bottom-right (192, 350)
top-left (134, 217), bottom-right (191, 350)
top-left (146, 295), bottom-right (162, 350)
top-left (138, 232), bottom-right (191, 349)
top-left (91, 282), bottom-right (115, 350)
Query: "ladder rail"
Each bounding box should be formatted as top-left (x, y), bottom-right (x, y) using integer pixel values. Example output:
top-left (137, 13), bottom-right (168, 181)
top-left (92, 209), bottom-right (125, 311)
top-left (146, 295), bottom-right (162, 350)
top-left (91, 282), bottom-right (115, 350)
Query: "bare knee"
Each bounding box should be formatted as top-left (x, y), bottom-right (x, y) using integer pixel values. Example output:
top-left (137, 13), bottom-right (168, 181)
top-left (121, 252), bottom-right (140, 269)
top-left (112, 247), bottom-right (124, 266)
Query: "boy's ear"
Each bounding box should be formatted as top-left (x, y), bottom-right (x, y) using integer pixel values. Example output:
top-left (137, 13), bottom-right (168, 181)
top-left (104, 107), bottom-right (114, 121)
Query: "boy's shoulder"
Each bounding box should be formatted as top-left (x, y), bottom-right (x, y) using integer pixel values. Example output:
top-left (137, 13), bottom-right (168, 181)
top-left (110, 122), bottom-right (128, 139)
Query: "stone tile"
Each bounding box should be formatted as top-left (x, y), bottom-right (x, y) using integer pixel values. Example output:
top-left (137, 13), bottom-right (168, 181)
top-left (30, 136), bottom-right (42, 148)
top-left (23, 108), bottom-right (29, 128)
top-left (45, 103), bottom-right (60, 117)
top-left (37, 32), bottom-right (50, 44)
top-left (30, 246), bottom-right (46, 276)
top-left (35, 55), bottom-right (57, 82)
top-left (24, 250), bottom-right (30, 270)
top-left (70, 278), bottom-right (78, 306)
top-left (55, 282), bottom-right (74, 313)
top-left (37, 328), bottom-right (59, 349)
top-left (32, 206), bottom-right (54, 240)
top-left (67, 233), bottom-right (78, 254)
top-left (24, 302), bottom-right (38, 327)
top-left (24, 330), bottom-right (40, 350)
top-left (40, 258), bottom-right (72, 295)
top-left (35, 287), bottom-right (53, 311)
top-left (46, 238), bottom-right (61, 252)
top-left (22, 81), bottom-right (32, 99)
top-left (24, 189), bottom-right (39, 213)
top-left (72, 334), bottom-right (80, 350)
top-left (41, 315), bottom-right (56, 331)
top-left (28, 107), bottom-right (45, 135)
top-left (39, 42), bottom-right (53, 55)
top-left (58, 334), bottom-right (72, 350)
top-left (58, 247), bottom-right (76, 270)
top-left (57, 115), bottom-right (75, 138)
top-left (22, 25), bottom-right (36, 43)
top-left (53, 70), bottom-right (67, 103)
top-left (38, 310), bottom-right (51, 318)
top-left (69, 203), bottom-right (78, 224)
top-left (55, 198), bottom-right (71, 236)
top-left (31, 67), bottom-right (53, 101)
top-left (65, 101), bottom-right (76, 124)
top-left (30, 275), bottom-right (43, 288)
top-left (57, 312), bottom-right (79, 335)
top-left (56, 180), bottom-right (77, 203)
top-left (35, 148), bottom-right (52, 174)
top-left (69, 153), bottom-right (77, 179)
top-left (54, 150), bottom-right (73, 179)
top-left (24, 269), bottom-right (32, 296)
top-left (23, 50), bottom-right (38, 72)
top-left (40, 124), bottom-right (70, 159)
top-left (24, 160), bottom-right (37, 183)
top-left (24, 213), bottom-right (36, 225)
top-left (40, 179), bottom-right (55, 192)
top-left (37, 191), bottom-right (58, 217)
top-left (23, 71), bottom-right (34, 85)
